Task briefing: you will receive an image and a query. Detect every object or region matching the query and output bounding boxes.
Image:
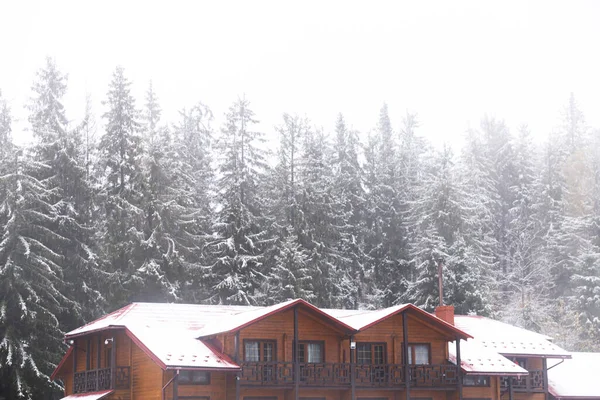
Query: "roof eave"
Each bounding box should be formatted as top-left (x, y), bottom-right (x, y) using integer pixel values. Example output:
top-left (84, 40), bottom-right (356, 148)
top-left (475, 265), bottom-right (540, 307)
top-left (498, 352), bottom-right (572, 359)
top-left (64, 325), bottom-right (125, 340)
top-left (165, 366), bottom-right (241, 371)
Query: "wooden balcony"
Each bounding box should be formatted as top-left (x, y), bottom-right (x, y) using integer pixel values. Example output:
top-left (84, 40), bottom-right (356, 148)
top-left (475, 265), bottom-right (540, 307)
top-left (239, 362), bottom-right (459, 388)
top-left (501, 370), bottom-right (545, 392)
top-left (73, 366), bottom-right (131, 394)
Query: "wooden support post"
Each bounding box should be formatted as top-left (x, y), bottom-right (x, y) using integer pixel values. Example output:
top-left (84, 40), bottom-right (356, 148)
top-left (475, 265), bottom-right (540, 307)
top-left (234, 332), bottom-right (240, 362)
top-left (350, 336), bottom-right (356, 400)
top-left (173, 370), bottom-right (179, 400)
top-left (235, 330), bottom-right (240, 400)
top-left (111, 338), bottom-right (116, 389)
top-left (294, 306), bottom-right (299, 400)
top-left (402, 312), bottom-right (410, 400)
top-left (542, 358), bottom-right (549, 400)
top-left (97, 336), bottom-right (101, 390)
top-left (456, 339), bottom-right (463, 400)
top-left (73, 342), bottom-right (77, 392)
top-left (508, 376), bottom-right (514, 400)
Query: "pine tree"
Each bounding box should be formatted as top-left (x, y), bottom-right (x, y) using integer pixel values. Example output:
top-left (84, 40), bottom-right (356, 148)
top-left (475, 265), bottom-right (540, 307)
top-left (296, 126), bottom-right (340, 307)
top-left (330, 114), bottom-right (366, 308)
top-left (364, 105), bottom-right (410, 307)
top-left (0, 92), bottom-right (65, 399)
top-left (262, 114), bottom-right (314, 304)
top-left (206, 96), bottom-right (269, 305)
top-left (172, 103), bottom-right (215, 302)
top-left (499, 126), bottom-right (552, 330)
top-left (135, 82), bottom-right (182, 301)
top-left (98, 66), bottom-right (145, 306)
top-left (26, 58), bottom-right (105, 327)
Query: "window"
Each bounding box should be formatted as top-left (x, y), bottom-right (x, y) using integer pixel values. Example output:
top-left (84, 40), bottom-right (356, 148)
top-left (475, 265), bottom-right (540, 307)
top-left (463, 375), bottom-right (490, 386)
top-left (356, 343), bottom-right (386, 364)
top-left (244, 340), bottom-right (276, 362)
top-left (406, 344), bottom-right (430, 365)
top-left (297, 342), bottom-right (324, 363)
top-left (511, 357), bottom-right (527, 369)
top-left (178, 370), bottom-right (210, 385)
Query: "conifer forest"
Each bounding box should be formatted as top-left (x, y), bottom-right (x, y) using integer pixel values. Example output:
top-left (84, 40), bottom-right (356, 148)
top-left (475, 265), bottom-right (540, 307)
top-left (1, 58), bottom-right (600, 398)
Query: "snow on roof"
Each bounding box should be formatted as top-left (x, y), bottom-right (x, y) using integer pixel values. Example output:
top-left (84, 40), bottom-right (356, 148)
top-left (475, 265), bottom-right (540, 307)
top-left (448, 340), bottom-right (529, 376)
top-left (324, 304), bottom-right (408, 330)
top-left (66, 302), bottom-right (257, 338)
top-left (60, 390), bottom-right (113, 400)
top-left (325, 304), bottom-right (472, 339)
top-left (65, 303), bottom-right (251, 370)
top-left (548, 352), bottom-right (600, 399)
top-left (127, 324), bottom-right (238, 370)
top-left (454, 315), bottom-right (571, 358)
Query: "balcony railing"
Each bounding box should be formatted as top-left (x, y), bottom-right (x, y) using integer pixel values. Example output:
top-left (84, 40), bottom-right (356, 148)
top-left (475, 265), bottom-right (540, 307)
top-left (73, 366), bottom-right (131, 394)
top-left (501, 370), bottom-right (544, 392)
top-left (239, 362), bottom-right (459, 388)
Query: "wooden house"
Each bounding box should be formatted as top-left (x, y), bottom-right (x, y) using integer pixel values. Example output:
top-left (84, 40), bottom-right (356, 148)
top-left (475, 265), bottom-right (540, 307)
top-left (51, 299), bottom-right (571, 400)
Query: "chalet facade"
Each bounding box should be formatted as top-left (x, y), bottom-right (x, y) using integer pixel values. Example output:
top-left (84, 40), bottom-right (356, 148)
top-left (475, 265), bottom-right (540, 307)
top-left (51, 299), bottom-right (571, 400)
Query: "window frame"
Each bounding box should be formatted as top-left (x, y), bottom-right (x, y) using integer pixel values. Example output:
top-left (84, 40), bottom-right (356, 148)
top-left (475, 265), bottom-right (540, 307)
top-left (402, 343), bottom-right (431, 365)
top-left (243, 339), bottom-right (277, 362)
top-left (296, 340), bottom-right (325, 363)
top-left (178, 370), bottom-right (211, 385)
top-left (356, 342), bottom-right (387, 365)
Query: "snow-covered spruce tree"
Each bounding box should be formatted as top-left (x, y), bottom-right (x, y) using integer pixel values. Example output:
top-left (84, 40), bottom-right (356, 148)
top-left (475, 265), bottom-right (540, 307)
top-left (262, 114), bottom-right (315, 304)
top-left (499, 125), bottom-right (553, 331)
top-left (206, 96), bottom-right (269, 305)
top-left (171, 103), bottom-right (216, 302)
top-left (98, 66), bottom-right (145, 307)
top-left (0, 94), bottom-right (65, 399)
top-left (133, 82), bottom-right (184, 301)
top-left (295, 125), bottom-right (341, 307)
top-left (404, 144), bottom-right (489, 315)
top-left (405, 145), bottom-right (456, 311)
top-left (363, 105), bottom-right (410, 308)
top-left (26, 58), bottom-right (105, 327)
top-left (454, 126), bottom-right (499, 308)
top-left (265, 226), bottom-right (315, 304)
top-left (330, 114), bottom-right (367, 309)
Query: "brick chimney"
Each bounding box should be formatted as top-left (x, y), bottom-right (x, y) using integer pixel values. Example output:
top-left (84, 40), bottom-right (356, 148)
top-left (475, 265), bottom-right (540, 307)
top-left (435, 305), bottom-right (455, 325)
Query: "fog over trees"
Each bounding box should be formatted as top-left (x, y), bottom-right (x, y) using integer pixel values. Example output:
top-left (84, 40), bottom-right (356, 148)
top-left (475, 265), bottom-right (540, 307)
top-left (2, 59), bottom-right (600, 398)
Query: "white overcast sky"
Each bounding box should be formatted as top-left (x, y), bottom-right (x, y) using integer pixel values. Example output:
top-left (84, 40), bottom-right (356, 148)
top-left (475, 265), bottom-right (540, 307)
top-left (1, 0), bottom-right (599, 147)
